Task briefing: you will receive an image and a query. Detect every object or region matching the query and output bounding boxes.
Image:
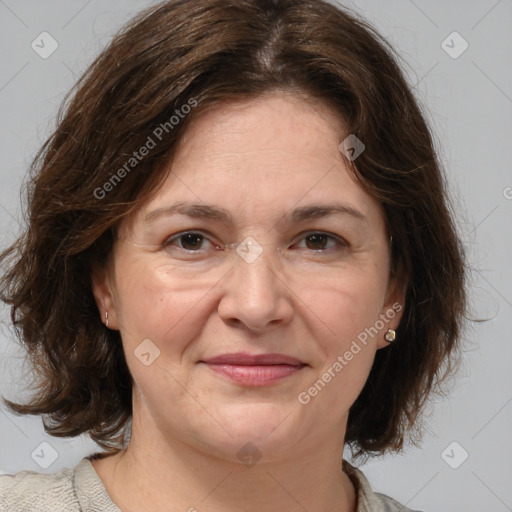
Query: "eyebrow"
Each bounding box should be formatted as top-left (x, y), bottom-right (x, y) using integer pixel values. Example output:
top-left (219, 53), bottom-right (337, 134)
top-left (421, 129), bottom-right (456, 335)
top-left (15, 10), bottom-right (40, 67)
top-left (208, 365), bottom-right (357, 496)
top-left (143, 201), bottom-right (367, 226)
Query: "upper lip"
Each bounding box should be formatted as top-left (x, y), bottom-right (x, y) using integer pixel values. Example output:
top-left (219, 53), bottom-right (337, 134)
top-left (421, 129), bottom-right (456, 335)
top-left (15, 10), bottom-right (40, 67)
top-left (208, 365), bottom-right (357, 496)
top-left (201, 352), bottom-right (306, 366)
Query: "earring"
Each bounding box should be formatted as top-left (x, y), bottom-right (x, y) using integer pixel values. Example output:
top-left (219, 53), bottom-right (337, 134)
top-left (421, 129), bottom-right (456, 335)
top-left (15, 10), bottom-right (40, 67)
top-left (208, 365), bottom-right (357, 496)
top-left (385, 329), bottom-right (396, 342)
top-left (105, 311), bottom-right (109, 327)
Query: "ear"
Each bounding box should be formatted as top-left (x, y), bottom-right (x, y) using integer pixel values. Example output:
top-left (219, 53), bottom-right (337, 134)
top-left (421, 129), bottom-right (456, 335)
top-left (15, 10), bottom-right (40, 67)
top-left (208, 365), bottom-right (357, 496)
top-left (91, 263), bottom-right (119, 330)
top-left (376, 261), bottom-right (407, 349)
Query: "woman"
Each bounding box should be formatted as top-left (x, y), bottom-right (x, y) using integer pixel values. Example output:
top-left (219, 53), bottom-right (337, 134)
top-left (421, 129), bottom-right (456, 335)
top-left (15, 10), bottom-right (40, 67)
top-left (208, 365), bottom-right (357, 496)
top-left (0, 0), bottom-right (466, 510)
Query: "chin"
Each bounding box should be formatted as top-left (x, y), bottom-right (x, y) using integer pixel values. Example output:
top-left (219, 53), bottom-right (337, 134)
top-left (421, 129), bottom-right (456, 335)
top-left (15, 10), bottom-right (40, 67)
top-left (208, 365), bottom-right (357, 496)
top-left (199, 402), bottom-right (303, 459)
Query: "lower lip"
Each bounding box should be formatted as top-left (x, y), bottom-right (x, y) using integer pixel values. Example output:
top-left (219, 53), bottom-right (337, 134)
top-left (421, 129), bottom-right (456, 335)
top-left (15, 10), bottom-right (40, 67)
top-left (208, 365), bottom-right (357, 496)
top-left (204, 363), bottom-right (305, 386)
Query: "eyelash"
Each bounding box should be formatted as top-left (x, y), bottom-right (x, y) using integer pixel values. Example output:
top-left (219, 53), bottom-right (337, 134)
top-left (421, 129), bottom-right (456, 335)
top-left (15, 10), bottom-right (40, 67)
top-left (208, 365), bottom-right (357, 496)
top-left (162, 230), bottom-right (349, 254)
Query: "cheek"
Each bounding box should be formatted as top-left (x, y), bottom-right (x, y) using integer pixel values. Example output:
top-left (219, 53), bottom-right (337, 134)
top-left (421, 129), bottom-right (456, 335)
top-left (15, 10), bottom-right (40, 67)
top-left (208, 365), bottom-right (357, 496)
top-left (116, 268), bottom-right (212, 404)
top-left (296, 267), bottom-right (386, 403)
top-left (114, 259), bottom-right (210, 353)
top-left (304, 263), bottom-right (387, 343)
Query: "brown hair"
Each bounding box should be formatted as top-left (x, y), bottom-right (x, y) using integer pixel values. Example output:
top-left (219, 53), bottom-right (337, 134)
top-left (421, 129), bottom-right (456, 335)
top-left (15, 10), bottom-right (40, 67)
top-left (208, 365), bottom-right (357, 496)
top-left (0, 0), bottom-right (467, 459)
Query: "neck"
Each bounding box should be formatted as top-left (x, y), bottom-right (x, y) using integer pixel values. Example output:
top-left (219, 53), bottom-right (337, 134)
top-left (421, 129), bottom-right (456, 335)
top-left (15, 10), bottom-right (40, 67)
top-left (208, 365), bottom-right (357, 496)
top-left (92, 405), bottom-right (357, 512)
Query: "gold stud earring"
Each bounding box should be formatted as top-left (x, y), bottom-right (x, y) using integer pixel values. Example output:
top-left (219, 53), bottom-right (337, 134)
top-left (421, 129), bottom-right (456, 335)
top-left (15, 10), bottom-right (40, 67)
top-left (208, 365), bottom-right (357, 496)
top-left (385, 329), bottom-right (396, 342)
top-left (105, 311), bottom-right (109, 327)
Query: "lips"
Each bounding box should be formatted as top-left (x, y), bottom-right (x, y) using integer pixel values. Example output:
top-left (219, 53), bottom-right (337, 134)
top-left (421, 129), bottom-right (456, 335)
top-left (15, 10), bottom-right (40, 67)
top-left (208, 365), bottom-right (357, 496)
top-left (202, 352), bottom-right (305, 366)
top-left (200, 352), bottom-right (307, 387)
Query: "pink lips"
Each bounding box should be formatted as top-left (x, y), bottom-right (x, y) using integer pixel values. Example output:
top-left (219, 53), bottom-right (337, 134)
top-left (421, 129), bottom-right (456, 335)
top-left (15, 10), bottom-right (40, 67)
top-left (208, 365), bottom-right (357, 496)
top-left (201, 352), bottom-right (307, 386)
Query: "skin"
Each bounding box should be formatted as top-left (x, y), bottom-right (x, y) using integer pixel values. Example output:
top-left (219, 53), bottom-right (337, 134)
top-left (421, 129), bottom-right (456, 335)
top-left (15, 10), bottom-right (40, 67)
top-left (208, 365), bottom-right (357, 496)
top-left (92, 91), bottom-right (406, 512)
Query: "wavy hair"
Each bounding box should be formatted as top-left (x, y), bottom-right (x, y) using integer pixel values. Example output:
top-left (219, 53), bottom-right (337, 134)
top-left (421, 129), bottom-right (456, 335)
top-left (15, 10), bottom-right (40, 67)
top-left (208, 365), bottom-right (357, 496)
top-left (0, 0), bottom-right (467, 458)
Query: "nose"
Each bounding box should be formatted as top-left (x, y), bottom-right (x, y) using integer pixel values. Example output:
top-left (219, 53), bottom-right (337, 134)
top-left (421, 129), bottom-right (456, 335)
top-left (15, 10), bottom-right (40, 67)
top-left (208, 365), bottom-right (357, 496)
top-left (217, 244), bottom-right (293, 332)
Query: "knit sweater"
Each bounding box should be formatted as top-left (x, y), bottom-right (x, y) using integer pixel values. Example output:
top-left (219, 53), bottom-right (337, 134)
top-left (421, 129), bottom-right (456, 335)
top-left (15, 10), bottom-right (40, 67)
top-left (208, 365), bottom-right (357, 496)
top-left (0, 457), bottom-right (420, 512)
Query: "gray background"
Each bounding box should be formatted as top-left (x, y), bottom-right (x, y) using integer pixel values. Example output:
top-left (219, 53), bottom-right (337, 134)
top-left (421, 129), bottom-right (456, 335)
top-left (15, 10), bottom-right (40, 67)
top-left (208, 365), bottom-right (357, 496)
top-left (0, 1), bottom-right (511, 510)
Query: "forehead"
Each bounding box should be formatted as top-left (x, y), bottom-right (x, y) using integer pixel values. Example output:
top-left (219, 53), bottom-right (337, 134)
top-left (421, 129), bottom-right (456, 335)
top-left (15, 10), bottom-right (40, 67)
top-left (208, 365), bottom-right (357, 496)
top-left (121, 92), bottom-right (386, 234)
top-left (175, 92), bottom-right (346, 173)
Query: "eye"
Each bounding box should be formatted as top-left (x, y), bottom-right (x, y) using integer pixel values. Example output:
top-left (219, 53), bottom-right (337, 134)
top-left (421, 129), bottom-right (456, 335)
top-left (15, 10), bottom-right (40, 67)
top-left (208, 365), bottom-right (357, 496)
top-left (292, 232), bottom-right (348, 252)
top-left (162, 230), bottom-right (348, 254)
top-left (163, 231), bottom-right (220, 252)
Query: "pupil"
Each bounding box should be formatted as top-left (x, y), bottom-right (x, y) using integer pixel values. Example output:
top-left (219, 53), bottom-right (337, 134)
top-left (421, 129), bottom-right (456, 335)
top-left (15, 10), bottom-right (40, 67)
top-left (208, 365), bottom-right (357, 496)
top-left (182, 233), bottom-right (202, 250)
top-left (306, 234), bottom-right (326, 250)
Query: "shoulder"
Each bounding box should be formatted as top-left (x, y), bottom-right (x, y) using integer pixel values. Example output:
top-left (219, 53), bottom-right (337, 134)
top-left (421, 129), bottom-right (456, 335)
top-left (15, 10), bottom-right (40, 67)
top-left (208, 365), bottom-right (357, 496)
top-left (373, 491), bottom-right (424, 512)
top-left (0, 464), bottom-right (77, 512)
top-left (343, 460), bottom-right (425, 512)
top-left (0, 457), bottom-right (120, 512)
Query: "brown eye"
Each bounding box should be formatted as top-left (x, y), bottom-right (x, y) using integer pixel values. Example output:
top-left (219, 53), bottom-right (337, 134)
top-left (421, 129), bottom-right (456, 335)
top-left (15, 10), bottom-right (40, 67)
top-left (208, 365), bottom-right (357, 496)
top-left (164, 231), bottom-right (211, 251)
top-left (179, 233), bottom-right (204, 250)
top-left (304, 233), bottom-right (330, 250)
top-left (294, 232), bottom-right (347, 252)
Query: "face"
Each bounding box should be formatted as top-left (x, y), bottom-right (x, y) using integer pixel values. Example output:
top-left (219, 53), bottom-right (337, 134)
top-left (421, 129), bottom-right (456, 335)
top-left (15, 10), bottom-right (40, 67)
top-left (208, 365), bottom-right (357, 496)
top-left (93, 92), bottom-right (405, 463)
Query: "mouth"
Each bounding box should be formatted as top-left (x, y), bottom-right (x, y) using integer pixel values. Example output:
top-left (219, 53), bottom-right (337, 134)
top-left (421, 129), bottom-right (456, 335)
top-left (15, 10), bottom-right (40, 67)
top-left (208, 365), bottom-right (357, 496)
top-left (199, 352), bottom-right (308, 387)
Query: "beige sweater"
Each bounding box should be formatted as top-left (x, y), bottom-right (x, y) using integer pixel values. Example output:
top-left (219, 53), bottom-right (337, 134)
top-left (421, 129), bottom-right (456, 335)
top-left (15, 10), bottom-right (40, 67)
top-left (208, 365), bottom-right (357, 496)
top-left (0, 457), bottom-right (419, 511)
